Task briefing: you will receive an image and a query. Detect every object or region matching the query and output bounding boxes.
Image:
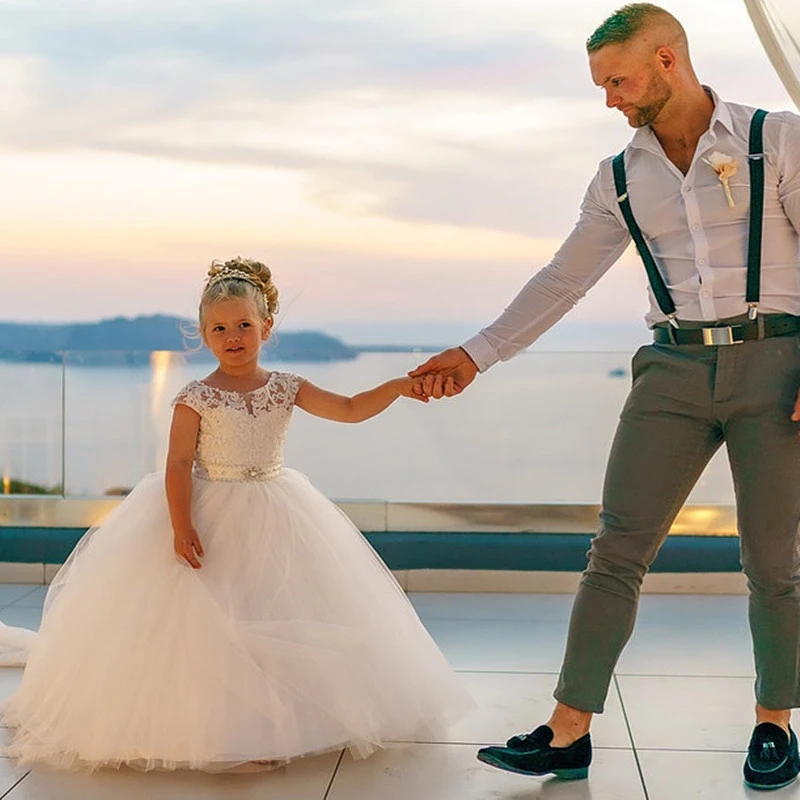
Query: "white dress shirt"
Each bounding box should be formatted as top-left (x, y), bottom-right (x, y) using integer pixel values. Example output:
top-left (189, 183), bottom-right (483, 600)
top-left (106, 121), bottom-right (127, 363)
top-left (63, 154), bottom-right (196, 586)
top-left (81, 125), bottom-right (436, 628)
top-left (462, 90), bottom-right (800, 372)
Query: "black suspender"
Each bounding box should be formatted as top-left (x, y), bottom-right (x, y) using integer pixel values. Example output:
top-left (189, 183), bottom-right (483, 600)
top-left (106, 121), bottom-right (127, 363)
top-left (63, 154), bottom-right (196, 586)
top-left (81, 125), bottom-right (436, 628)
top-left (746, 108), bottom-right (768, 318)
top-left (611, 151), bottom-right (677, 324)
top-left (612, 108), bottom-right (768, 327)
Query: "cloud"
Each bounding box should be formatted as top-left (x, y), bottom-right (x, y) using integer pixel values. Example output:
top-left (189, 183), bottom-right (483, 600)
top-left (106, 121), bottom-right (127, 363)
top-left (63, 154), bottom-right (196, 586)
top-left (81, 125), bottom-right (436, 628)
top-left (2, 0), bottom-right (793, 238)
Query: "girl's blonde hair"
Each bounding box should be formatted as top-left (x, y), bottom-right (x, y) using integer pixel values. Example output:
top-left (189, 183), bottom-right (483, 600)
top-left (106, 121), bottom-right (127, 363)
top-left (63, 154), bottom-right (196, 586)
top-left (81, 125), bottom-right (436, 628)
top-left (199, 257), bottom-right (279, 328)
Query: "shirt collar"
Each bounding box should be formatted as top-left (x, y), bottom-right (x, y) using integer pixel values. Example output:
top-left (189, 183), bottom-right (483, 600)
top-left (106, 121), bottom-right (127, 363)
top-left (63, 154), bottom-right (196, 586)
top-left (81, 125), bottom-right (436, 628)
top-left (705, 87), bottom-right (734, 134)
top-left (627, 86), bottom-right (733, 156)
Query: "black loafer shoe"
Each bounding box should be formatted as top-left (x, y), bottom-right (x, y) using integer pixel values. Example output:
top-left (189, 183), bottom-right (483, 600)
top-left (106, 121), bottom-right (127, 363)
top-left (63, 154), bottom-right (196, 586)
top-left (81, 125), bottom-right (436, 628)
top-left (744, 722), bottom-right (800, 790)
top-left (477, 725), bottom-right (591, 780)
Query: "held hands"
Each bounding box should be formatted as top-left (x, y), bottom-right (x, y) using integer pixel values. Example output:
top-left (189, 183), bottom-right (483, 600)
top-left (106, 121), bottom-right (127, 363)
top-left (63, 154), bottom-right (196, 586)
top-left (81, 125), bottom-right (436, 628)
top-left (174, 527), bottom-right (204, 569)
top-left (408, 347), bottom-right (479, 400)
top-left (396, 377), bottom-right (430, 403)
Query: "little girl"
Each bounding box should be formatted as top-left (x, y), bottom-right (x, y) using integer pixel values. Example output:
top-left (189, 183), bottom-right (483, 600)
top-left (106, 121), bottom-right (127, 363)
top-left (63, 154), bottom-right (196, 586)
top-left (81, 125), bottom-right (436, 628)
top-left (0, 258), bottom-right (471, 771)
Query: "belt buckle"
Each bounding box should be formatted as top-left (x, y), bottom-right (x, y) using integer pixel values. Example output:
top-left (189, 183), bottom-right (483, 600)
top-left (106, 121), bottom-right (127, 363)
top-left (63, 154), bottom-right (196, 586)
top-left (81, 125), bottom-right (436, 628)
top-left (701, 325), bottom-right (742, 346)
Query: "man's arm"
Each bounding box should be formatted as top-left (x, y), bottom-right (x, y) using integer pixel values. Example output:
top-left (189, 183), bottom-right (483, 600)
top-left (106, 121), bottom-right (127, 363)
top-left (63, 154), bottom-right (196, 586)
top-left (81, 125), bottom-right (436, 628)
top-left (777, 111), bottom-right (800, 236)
top-left (411, 164), bottom-right (631, 397)
top-left (774, 112), bottom-right (800, 425)
top-left (463, 168), bottom-right (631, 372)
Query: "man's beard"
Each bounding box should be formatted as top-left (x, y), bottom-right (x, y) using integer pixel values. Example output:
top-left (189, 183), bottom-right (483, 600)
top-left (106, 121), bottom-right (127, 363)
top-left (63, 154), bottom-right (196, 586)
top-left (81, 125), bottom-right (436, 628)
top-left (629, 73), bottom-right (672, 127)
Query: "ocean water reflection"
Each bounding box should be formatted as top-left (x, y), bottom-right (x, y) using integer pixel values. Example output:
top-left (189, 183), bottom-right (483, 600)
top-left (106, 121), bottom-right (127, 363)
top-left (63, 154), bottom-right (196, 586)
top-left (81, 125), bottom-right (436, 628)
top-left (0, 350), bottom-right (736, 504)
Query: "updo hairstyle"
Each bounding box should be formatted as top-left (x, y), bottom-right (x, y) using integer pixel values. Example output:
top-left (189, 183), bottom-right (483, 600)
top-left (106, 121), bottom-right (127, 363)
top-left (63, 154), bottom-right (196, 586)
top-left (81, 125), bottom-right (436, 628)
top-left (199, 257), bottom-right (279, 329)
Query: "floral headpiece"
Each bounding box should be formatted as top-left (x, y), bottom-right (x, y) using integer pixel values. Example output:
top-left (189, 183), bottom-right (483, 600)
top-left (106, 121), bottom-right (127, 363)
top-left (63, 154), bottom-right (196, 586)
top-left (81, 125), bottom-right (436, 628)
top-left (205, 267), bottom-right (264, 294)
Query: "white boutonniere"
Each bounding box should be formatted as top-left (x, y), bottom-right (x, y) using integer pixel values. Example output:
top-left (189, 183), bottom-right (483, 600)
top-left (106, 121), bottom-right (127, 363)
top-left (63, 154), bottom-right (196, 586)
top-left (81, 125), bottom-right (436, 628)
top-left (703, 151), bottom-right (739, 208)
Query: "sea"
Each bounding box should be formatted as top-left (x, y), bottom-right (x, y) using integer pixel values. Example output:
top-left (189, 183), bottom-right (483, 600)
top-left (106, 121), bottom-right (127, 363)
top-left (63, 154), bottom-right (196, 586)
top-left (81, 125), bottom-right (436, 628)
top-left (0, 328), bottom-right (738, 505)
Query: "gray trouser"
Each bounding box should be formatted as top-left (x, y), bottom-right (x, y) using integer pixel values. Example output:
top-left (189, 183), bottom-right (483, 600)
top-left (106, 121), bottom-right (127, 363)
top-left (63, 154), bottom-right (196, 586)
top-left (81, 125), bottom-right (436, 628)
top-left (554, 327), bottom-right (800, 713)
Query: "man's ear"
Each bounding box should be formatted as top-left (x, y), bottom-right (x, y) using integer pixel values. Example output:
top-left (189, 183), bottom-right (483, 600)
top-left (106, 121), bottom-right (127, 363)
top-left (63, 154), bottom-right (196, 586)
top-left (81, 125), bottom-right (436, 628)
top-left (656, 45), bottom-right (677, 73)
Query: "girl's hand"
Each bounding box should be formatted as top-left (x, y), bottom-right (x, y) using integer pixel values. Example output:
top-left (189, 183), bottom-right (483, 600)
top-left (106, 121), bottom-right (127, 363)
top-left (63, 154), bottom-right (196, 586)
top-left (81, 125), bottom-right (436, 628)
top-left (174, 527), bottom-right (204, 569)
top-left (398, 377), bottom-right (430, 403)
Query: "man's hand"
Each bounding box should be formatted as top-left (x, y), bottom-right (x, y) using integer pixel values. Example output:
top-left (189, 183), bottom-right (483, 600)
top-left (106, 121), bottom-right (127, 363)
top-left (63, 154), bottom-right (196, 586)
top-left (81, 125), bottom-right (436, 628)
top-left (408, 347), bottom-right (479, 399)
top-left (792, 387), bottom-right (800, 430)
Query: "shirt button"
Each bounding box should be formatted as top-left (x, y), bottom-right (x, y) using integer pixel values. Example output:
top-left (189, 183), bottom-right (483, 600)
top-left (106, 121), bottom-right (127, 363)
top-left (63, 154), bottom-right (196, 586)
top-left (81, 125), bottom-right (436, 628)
top-left (700, 289), bottom-right (711, 298)
top-left (691, 223), bottom-right (700, 231)
top-left (697, 258), bottom-right (706, 265)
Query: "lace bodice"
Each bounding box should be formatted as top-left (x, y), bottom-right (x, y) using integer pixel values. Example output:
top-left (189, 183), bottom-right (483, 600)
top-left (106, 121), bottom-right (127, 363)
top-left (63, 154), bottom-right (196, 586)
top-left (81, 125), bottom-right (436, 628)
top-left (172, 372), bottom-right (304, 482)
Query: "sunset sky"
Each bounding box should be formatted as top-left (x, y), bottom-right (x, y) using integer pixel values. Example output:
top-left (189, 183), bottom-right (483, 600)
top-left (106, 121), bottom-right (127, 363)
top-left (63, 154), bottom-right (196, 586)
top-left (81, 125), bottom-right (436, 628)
top-left (1, 0), bottom-right (795, 342)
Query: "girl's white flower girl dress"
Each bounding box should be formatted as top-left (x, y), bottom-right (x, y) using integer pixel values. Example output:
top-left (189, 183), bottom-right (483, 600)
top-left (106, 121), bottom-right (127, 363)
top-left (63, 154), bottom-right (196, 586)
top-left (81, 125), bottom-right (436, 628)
top-left (0, 372), bottom-right (471, 771)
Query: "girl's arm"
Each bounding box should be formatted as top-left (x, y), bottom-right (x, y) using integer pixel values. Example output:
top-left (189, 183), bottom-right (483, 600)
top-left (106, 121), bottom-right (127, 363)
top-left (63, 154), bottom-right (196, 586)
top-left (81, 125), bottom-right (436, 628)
top-left (165, 403), bottom-right (205, 568)
top-left (295, 377), bottom-right (427, 423)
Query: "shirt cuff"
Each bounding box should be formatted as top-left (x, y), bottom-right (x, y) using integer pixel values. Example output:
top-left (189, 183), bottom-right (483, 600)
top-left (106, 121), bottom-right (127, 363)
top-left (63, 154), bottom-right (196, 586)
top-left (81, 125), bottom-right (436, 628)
top-left (460, 333), bottom-right (499, 373)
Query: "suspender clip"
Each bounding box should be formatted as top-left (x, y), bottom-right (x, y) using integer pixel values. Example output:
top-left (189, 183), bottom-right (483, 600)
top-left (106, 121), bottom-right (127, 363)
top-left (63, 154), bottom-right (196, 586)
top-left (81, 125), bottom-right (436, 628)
top-left (668, 314), bottom-right (680, 329)
top-left (747, 303), bottom-right (759, 321)
top-left (616, 192), bottom-right (628, 203)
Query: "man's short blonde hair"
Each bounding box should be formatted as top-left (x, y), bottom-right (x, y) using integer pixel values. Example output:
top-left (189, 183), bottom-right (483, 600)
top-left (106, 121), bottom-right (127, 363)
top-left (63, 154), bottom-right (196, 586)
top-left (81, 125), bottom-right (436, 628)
top-left (586, 3), bottom-right (685, 53)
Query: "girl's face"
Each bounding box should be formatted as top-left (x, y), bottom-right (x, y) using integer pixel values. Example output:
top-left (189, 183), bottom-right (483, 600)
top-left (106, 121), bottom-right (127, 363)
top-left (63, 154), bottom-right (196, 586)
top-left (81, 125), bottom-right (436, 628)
top-left (202, 297), bottom-right (271, 370)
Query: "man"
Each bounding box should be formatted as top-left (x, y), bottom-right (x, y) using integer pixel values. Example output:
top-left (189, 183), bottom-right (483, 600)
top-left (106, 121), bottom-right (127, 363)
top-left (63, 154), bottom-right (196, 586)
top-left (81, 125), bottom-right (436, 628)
top-left (411, 3), bottom-right (800, 791)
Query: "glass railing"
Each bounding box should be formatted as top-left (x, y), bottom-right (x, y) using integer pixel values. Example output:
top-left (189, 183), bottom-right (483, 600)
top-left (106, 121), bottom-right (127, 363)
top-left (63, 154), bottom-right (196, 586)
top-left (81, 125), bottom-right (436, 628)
top-left (0, 348), bottom-right (737, 506)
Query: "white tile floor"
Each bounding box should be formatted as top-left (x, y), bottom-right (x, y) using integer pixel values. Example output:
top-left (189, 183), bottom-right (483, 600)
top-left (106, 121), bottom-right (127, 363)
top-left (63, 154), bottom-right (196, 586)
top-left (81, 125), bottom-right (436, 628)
top-left (2, 585), bottom-right (799, 799)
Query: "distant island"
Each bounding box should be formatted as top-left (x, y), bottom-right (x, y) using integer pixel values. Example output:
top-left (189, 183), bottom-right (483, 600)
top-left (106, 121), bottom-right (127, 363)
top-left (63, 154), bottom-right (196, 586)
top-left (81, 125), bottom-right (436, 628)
top-left (0, 315), bottom-right (361, 364)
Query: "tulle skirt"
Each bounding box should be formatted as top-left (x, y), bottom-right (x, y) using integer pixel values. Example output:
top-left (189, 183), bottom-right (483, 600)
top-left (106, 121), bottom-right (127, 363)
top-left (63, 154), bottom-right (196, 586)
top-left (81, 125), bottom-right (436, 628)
top-left (0, 469), bottom-right (472, 771)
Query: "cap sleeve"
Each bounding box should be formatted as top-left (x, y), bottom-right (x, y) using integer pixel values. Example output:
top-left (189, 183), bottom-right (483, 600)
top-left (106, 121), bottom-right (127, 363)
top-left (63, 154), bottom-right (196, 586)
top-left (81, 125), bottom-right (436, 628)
top-left (272, 372), bottom-right (305, 407)
top-left (171, 381), bottom-right (204, 415)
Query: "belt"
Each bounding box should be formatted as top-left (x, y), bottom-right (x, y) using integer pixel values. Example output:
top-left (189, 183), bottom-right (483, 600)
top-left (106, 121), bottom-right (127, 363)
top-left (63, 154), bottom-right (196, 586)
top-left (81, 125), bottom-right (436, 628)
top-left (653, 315), bottom-right (800, 346)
